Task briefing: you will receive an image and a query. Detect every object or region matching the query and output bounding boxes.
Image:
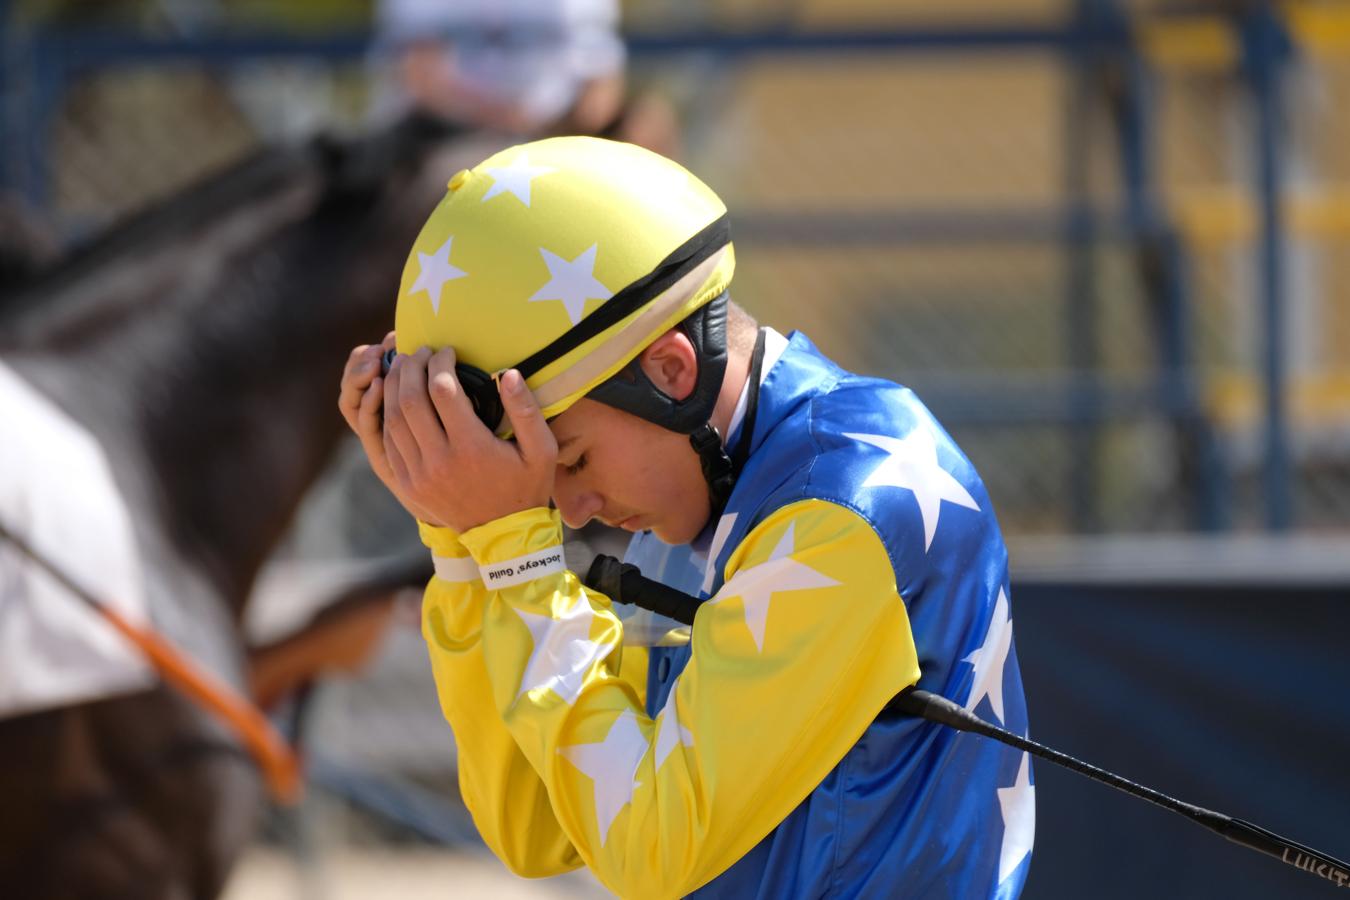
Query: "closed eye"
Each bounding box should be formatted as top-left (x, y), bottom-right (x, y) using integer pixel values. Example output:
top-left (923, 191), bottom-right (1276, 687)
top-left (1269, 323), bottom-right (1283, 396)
top-left (564, 453), bottom-right (588, 477)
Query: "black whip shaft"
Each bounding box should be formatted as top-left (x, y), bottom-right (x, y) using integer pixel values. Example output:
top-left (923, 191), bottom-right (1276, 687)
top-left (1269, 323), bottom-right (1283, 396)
top-left (888, 689), bottom-right (1350, 889)
top-left (583, 553), bottom-right (1350, 890)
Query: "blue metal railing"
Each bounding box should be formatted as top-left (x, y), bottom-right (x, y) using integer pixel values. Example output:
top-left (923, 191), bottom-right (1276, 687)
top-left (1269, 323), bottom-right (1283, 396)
top-left (1, 7), bottom-right (1297, 532)
top-left (1239, 6), bottom-right (1296, 532)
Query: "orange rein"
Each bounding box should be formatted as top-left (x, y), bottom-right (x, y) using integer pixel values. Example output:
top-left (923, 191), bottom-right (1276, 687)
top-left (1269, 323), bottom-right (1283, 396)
top-left (0, 520), bottom-right (301, 804)
top-left (95, 601), bottom-right (302, 804)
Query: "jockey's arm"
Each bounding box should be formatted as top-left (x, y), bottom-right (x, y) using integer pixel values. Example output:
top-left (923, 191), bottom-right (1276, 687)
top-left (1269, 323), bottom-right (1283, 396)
top-left (455, 499), bottom-right (920, 898)
top-left (418, 521), bottom-right (586, 877)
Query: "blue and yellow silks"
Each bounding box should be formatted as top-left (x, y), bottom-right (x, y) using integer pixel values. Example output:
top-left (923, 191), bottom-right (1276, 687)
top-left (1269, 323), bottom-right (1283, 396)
top-left (419, 332), bottom-right (1033, 899)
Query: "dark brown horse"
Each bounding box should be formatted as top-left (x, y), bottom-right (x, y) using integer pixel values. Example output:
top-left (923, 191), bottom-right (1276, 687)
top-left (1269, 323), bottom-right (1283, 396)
top-left (0, 115), bottom-right (462, 899)
top-left (0, 197), bottom-right (59, 293)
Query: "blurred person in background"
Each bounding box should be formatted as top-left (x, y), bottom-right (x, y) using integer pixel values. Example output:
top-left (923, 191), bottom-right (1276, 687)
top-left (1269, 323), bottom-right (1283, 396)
top-left (372, 0), bottom-right (678, 155)
top-left (337, 136), bottom-right (1033, 898)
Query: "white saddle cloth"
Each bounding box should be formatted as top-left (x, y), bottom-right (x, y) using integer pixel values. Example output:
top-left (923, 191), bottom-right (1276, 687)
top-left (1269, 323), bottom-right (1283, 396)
top-left (0, 359), bottom-right (153, 718)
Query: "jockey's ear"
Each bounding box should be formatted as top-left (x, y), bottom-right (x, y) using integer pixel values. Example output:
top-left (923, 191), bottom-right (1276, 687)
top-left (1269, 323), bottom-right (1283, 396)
top-left (636, 329), bottom-right (698, 403)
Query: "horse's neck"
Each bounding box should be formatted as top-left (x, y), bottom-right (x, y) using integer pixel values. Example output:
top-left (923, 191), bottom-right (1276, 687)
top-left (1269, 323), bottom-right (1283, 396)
top-left (18, 162), bottom-right (435, 615)
top-left (143, 180), bottom-right (430, 612)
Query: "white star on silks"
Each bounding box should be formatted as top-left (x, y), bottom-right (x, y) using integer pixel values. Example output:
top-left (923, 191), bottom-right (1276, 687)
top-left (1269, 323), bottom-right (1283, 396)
top-left (514, 596), bottom-right (613, 705)
top-left (561, 709), bottom-right (650, 846)
top-left (711, 522), bottom-right (839, 652)
top-left (997, 752), bottom-right (1035, 886)
top-left (528, 244), bottom-right (612, 326)
top-left (843, 427), bottom-right (980, 552)
top-left (407, 236), bottom-right (467, 315)
top-left (700, 512), bottom-right (739, 595)
top-left (653, 683), bottom-right (695, 770)
top-left (963, 587), bottom-right (1014, 726)
top-left (481, 152), bottom-right (554, 207)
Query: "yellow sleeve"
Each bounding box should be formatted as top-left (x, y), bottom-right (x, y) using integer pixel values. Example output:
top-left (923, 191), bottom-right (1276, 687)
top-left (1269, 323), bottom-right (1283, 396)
top-left (458, 500), bottom-right (920, 899)
top-left (417, 521), bottom-right (583, 877)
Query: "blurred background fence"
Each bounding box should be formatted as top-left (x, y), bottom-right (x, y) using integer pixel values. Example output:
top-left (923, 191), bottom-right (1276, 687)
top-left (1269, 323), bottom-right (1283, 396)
top-left (3, 1), bottom-right (1349, 897)
top-left (6, 0), bottom-right (1350, 536)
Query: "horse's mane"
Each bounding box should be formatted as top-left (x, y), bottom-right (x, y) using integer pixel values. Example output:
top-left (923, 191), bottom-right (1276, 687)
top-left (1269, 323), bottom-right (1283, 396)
top-left (0, 114), bottom-right (455, 341)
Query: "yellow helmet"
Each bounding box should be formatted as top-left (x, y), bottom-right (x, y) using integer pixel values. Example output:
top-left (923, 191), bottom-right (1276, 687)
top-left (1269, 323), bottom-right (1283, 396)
top-left (393, 136), bottom-right (735, 436)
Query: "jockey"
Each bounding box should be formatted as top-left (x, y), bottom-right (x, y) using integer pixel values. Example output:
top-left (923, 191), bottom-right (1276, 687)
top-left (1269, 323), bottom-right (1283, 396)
top-left (338, 136), bottom-right (1034, 898)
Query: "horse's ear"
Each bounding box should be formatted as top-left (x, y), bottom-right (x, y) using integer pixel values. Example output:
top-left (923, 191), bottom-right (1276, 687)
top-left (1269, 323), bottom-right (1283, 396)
top-left (310, 129), bottom-right (383, 198)
top-left (398, 111), bottom-right (459, 146)
top-left (311, 132), bottom-right (345, 176)
top-left (0, 197), bottom-right (59, 295)
top-left (312, 131), bottom-right (378, 197)
top-left (312, 115), bottom-right (461, 197)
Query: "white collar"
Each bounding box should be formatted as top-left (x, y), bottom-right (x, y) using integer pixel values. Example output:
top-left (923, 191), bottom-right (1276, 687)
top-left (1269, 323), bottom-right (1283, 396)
top-left (724, 326), bottom-right (788, 450)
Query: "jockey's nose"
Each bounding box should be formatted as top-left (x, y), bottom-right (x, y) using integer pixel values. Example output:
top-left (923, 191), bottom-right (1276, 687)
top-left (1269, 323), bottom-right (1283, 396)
top-left (553, 473), bottom-right (603, 530)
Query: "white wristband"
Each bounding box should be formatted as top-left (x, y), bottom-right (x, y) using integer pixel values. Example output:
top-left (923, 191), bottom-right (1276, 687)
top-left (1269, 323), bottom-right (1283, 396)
top-left (432, 554), bottom-right (480, 584)
top-left (478, 545), bottom-right (567, 589)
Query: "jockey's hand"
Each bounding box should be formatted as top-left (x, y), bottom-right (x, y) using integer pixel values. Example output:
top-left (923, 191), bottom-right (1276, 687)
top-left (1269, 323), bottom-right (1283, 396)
top-left (382, 346), bottom-right (556, 534)
top-left (338, 332), bottom-right (444, 526)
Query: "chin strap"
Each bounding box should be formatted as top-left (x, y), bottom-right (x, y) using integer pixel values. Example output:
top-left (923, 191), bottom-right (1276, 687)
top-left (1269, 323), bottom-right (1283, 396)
top-left (689, 422), bottom-right (736, 517)
top-left (692, 326), bottom-right (768, 521)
